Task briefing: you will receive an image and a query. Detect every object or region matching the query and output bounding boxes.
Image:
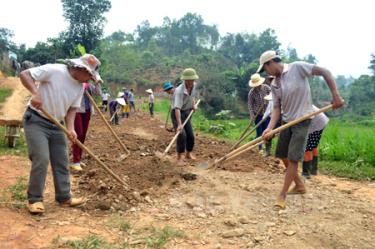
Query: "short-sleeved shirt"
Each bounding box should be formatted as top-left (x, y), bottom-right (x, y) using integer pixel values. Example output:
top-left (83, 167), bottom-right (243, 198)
top-left (173, 82), bottom-right (197, 111)
top-left (271, 62), bottom-right (315, 122)
top-left (309, 105), bottom-right (329, 133)
top-left (149, 94), bottom-right (154, 104)
top-left (29, 64), bottom-right (84, 120)
top-left (129, 92), bottom-right (135, 102)
top-left (102, 93), bottom-right (110, 101)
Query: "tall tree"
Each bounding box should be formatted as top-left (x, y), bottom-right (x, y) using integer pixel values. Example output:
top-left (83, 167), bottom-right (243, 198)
top-left (61, 0), bottom-right (111, 53)
top-left (369, 53), bottom-right (375, 76)
top-left (0, 28), bottom-right (15, 53)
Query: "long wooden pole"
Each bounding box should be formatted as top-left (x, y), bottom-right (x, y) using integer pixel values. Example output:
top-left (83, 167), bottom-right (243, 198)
top-left (40, 108), bottom-right (129, 189)
top-left (85, 91), bottom-right (130, 155)
top-left (212, 105), bottom-right (333, 167)
top-left (162, 99), bottom-right (201, 156)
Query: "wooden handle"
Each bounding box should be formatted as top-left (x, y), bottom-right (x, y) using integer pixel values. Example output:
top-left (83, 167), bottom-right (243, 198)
top-left (85, 91), bottom-right (130, 154)
top-left (40, 108), bottom-right (129, 189)
top-left (214, 105), bottom-right (333, 166)
top-left (163, 99), bottom-right (201, 155)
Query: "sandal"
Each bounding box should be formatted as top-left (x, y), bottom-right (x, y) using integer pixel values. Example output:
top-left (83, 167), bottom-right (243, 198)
top-left (274, 199), bottom-right (286, 210)
top-left (27, 202), bottom-right (45, 214)
top-left (287, 187), bottom-right (306, 195)
top-left (60, 197), bottom-right (86, 207)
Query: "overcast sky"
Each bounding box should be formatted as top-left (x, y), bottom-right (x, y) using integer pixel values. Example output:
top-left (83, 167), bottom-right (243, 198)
top-left (1, 0), bottom-right (374, 77)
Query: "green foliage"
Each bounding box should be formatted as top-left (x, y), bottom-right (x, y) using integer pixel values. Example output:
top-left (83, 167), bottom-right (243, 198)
top-left (105, 214), bottom-right (131, 232)
top-left (145, 226), bottom-right (185, 248)
top-left (8, 176), bottom-right (27, 202)
top-left (348, 75), bottom-right (375, 116)
top-left (61, 0), bottom-right (111, 53)
top-left (0, 88), bottom-right (13, 103)
top-left (0, 27), bottom-right (15, 53)
top-left (63, 234), bottom-right (130, 249)
top-left (369, 53), bottom-right (375, 76)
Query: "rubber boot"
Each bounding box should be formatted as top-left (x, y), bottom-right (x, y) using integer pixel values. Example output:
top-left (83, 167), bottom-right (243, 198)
top-left (302, 160), bottom-right (312, 179)
top-left (311, 156), bottom-right (318, 175)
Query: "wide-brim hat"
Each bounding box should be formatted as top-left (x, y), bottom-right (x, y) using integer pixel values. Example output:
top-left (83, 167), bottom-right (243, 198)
top-left (163, 82), bottom-right (173, 91)
top-left (66, 54), bottom-right (103, 83)
top-left (181, 68), bottom-right (199, 80)
top-left (256, 50), bottom-right (281, 73)
top-left (146, 89), bottom-right (153, 94)
top-left (116, 98), bottom-right (126, 106)
top-left (117, 92), bottom-right (124, 98)
top-left (264, 93), bottom-right (272, 101)
top-left (249, 73), bottom-right (265, 87)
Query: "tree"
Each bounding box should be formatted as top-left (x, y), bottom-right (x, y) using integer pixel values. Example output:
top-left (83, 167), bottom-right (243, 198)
top-left (61, 0), bottom-right (111, 53)
top-left (0, 28), bottom-right (15, 53)
top-left (349, 75), bottom-right (375, 115)
top-left (369, 53), bottom-right (375, 76)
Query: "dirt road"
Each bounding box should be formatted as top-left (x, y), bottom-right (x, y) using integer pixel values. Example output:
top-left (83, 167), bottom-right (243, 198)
top-left (0, 76), bottom-right (374, 248)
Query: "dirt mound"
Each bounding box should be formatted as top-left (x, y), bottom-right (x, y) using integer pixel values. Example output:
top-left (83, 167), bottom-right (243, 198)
top-left (0, 77), bottom-right (29, 121)
top-left (0, 70), bottom-right (4, 79)
top-left (75, 113), bottom-right (283, 212)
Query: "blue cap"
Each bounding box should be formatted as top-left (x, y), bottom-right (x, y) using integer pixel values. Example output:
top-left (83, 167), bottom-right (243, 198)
top-left (163, 82), bottom-right (173, 91)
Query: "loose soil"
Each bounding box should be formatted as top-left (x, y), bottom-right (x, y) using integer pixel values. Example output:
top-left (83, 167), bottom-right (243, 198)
top-left (0, 76), bottom-right (374, 249)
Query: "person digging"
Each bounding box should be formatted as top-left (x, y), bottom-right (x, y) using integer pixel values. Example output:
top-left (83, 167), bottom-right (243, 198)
top-left (163, 82), bottom-right (176, 132)
top-left (171, 68), bottom-right (199, 165)
top-left (19, 53), bottom-right (103, 214)
top-left (260, 50), bottom-right (344, 209)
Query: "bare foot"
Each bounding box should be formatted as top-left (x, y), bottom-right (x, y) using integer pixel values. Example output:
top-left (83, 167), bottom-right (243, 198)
top-left (185, 152), bottom-right (196, 160)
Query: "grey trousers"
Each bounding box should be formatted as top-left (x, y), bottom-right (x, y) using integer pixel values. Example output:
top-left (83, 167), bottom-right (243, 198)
top-left (23, 109), bottom-right (71, 203)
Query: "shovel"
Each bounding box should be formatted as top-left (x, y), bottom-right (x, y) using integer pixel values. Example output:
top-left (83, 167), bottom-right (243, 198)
top-left (40, 108), bottom-right (129, 189)
top-left (164, 106), bottom-right (174, 132)
top-left (85, 91), bottom-right (130, 160)
top-left (197, 104), bottom-right (333, 169)
top-left (156, 99), bottom-right (201, 158)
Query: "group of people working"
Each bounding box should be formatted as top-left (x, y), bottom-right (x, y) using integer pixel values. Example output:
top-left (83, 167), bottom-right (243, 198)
top-left (19, 49), bottom-right (343, 214)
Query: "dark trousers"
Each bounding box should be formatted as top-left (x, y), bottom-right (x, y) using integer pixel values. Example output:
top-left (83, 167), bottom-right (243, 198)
top-left (72, 111), bottom-right (91, 163)
top-left (255, 114), bottom-right (271, 150)
top-left (102, 100), bottom-right (108, 112)
top-left (149, 103), bottom-right (154, 117)
top-left (172, 109), bottom-right (195, 153)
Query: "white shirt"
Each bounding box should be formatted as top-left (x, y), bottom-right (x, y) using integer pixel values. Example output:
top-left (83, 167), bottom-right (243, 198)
top-left (102, 93), bottom-right (110, 101)
top-left (29, 64), bottom-right (84, 120)
top-left (263, 99), bottom-right (273, 118)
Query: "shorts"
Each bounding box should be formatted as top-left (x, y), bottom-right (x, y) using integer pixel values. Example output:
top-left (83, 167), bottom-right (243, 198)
top-left (275, 119), bottom-right (311, 162)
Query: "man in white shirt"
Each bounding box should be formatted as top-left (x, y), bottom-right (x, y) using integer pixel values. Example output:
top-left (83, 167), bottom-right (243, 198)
top-left (20, 54), bottom-right (102, 214)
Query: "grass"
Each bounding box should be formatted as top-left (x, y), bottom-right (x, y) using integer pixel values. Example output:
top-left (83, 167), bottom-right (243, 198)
top-left (62, 235), bottom-right (130, 249)
top-left (0, 176), bottom-right (28, 209)
top-left (0, 88), bottom-right (13, 103)
top-left (154, 98), bottom-right (375, 180)
top-left (105, 214), bottom-right (131, 232)
top-left (145, 226), bottom-right (185, 248)
top-left (0, 127), bottom-right (28, 156)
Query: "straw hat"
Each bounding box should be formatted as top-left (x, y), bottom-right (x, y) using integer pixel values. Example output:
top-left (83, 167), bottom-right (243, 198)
top-left (116, 98), bottom-right (126, 106)
top-left (66, 54), bottom-right (102, 83)
top-left (264, 93), bottom-right (272, 101)
top-left (248, 73), bottom-right (265, 87)
top-left (145, 89), bottom-right (153, 94)
top-left (181, 68), bottom-right (199, 80)
top-left (256, 50), bottom-right (281, 73)
top-left (117, 92), bottom-right (124, 98)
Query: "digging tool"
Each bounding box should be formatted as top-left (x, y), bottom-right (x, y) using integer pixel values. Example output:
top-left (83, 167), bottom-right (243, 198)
top-left (197, 104), bottom-right (333, 169)
top-left (164, 105), bottom-right (174, 132)
top-left (40, 108), bottom-right (129, 189)
top-left (85, 91), bottom-right (130, 158)
top-left (229, 113), bottom-right (270, 151)
top-left (157, 99), bottom-right (201, 158)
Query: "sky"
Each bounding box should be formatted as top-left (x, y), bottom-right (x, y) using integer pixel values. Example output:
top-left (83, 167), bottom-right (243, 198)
top-left (1, 0), bottom-right (374, 77)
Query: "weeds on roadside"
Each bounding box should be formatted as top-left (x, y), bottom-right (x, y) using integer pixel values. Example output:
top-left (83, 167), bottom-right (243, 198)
top-left (145, 225), bottom-right (185, 248)
top-left (61, 234), bottom-right (130, 249)
top-left (0, 176), bottom-right (27, 209)
top-left (105, 214), bottom-right (131, 232)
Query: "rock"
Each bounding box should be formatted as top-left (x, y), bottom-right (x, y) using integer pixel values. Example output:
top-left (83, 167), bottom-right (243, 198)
top-left (186, 198), bottom-right (199, 208)
top-left (132, 191), bottom-right (142, 201)
top-left (169, 198), bottom-right (183, 207)
top-left (221, 228), bottom-right (245, 238)
top-left (57, 221), bottom-right (70, 226)
top-left (224, 218), bottom-right (238, 227)
top-left (114, 199), bottom-right (120, 203)
top-left (210, 199), bottom-right (222, 206)
top-left (95, 202), bottom-right (111, 211)
top-left (129, 207), bottom-right (137, 212)
top-left (284, 230), bottom-right (296, 236)
top-left (265, 222), bottom-right (276, 227)
top-left (196, 212), bottom-right (207, 219)
top-left (238, 216), bottom-right (250, 224)
top-left (254, 236), bottom-right (264, 242)
top-left (144, 196), bottom-right (153, 204)
top-left (214, 243), bottom-right (222, 249)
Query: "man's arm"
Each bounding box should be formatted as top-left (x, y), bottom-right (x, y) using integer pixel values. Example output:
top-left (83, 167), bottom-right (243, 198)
top-left (312, 66), bottom-right (344, 109)
top-left (175, 108), bottom-right (183, 132)
top-left (262, 105), bottom-right (281, 141)
top-left (65, 107), bottom-right (78, 141)
top-left (20, 70), bottom-right (42, 109)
